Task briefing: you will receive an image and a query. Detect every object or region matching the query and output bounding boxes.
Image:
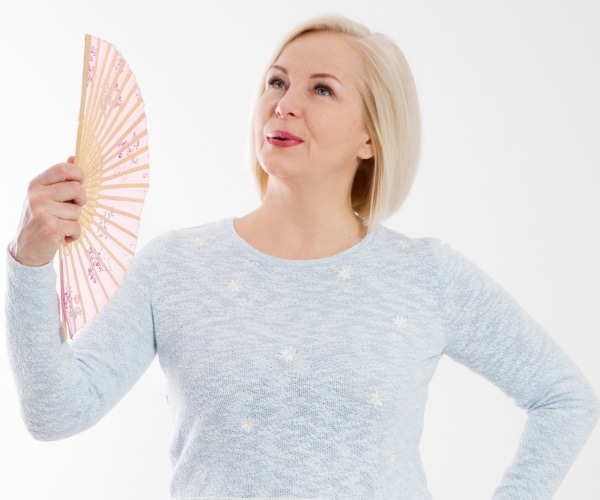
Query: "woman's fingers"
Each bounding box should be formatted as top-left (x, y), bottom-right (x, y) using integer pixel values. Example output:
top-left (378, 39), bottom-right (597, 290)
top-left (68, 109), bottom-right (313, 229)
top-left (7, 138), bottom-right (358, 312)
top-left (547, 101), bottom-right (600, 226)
top-left (59, 219), bottom-right (83, 244)
top-left (9, 160), bottom-right (87, 267)
top-left (43, 179), bottom-right (88, 206)
top-left (34, 161), bottom-right (85, 188)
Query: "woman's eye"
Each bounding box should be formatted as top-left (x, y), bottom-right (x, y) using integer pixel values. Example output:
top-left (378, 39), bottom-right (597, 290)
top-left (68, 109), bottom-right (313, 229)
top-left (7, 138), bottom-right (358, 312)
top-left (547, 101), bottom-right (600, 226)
top-left (268, 77), bottom-right (285, 89)
top-left (315, 85), bottom-right (332, 97)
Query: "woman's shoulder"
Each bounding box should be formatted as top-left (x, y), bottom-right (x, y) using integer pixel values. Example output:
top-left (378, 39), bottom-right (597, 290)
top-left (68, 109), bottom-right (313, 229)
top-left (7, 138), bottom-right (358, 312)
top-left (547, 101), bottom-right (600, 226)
top-left (146, 218), bottom-right (232, 245)
top-left (136, 218), bottom-right (235, 261)
top-left (374, 225), bottom-right (472, 276)
top-left (375, 225), bottom-right (443, 256)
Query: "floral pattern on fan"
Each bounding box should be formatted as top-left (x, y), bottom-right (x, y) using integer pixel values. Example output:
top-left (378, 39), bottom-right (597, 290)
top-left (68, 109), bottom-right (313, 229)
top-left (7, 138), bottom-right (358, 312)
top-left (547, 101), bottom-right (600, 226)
top-left (59, 34), bottom-right (149, 340)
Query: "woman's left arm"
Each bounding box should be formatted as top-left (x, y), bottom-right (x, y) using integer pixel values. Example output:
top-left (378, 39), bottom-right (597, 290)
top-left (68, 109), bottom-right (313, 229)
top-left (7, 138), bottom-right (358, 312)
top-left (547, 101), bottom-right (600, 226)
top-left (434, 241), bottom-right (599, 499)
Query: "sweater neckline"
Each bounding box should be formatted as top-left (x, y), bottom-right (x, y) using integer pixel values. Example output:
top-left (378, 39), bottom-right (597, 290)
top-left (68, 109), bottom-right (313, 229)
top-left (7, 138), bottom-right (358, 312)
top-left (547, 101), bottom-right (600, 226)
top-left (226, 216), bottom-right (379, 267)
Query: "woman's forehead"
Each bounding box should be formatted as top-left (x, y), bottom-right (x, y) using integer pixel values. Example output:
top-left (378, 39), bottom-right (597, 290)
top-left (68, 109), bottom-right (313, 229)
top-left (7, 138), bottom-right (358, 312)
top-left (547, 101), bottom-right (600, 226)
top-left (274, 32), bottom-right (361, 74)
top-left (272, 32), bottom-right (363, 86)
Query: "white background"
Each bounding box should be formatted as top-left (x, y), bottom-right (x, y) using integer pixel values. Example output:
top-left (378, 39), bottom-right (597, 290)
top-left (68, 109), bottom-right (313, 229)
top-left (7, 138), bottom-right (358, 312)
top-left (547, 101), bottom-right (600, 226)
top-left (1, 0), bottom-right (598, 498)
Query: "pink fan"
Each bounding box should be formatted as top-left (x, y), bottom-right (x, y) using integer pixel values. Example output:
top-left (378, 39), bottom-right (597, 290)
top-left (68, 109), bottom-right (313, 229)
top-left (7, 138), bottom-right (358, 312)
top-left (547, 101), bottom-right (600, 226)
top-left (59, 34), bottom-right (149, 340)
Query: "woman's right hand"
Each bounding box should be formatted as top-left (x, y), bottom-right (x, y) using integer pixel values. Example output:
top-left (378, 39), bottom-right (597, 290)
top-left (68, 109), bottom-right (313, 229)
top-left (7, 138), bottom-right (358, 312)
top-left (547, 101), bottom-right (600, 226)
top-left (9, 157), bottom-right (87, 267)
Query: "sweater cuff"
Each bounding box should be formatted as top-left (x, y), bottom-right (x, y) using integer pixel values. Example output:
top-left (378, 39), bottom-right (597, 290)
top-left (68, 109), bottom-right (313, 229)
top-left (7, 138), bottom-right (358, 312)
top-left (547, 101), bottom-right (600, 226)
top-left (5, 246), bottom-right (60, 340)
top-left (6, 246), bottom-right (57, 290)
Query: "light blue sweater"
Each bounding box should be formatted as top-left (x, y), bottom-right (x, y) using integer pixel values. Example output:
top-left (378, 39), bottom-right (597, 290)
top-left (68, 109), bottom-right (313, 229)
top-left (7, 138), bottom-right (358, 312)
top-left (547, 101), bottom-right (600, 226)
top-left (6, 218), bottom-right (599, 499)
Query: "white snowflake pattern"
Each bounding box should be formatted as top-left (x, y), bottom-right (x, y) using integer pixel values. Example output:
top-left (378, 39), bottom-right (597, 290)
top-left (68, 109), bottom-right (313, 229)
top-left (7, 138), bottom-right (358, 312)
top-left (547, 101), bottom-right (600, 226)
top-left (196, 463), bottom-right (208, 481)
top-left (241, 418), bottom-right (254, 432)
top-left (229, 280), bottom-right (240, 292)
top-left (397, 239), bottom-right (409, 249)
top-left (339, 266), bottom-right (352, 279)
top-left (371, 391), bottom-right (385, 407)
top-left (195, 237), bottom-right (205, 246)
top-left (393, 315), bottom-right (407, 330)
top-left (281, 347), bottom-right (296, 362)
top-left (390, 452), bottom-right (398, 462)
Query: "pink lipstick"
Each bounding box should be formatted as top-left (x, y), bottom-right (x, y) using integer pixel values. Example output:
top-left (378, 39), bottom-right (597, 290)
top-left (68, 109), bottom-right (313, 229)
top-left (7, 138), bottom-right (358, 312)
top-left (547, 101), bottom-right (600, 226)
top-left (266, 130), bottom-right (304, 147)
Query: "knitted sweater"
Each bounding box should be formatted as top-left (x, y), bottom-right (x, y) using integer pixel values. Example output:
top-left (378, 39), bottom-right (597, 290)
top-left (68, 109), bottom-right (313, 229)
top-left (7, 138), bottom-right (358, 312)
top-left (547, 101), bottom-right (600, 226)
top-left (6, 218), bottom-right (599, 499)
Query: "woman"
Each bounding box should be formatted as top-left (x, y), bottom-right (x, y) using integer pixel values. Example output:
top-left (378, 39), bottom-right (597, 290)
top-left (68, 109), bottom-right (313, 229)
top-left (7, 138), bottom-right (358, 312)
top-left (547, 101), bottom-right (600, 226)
top-left (6, 14), bottom-right (598, 499)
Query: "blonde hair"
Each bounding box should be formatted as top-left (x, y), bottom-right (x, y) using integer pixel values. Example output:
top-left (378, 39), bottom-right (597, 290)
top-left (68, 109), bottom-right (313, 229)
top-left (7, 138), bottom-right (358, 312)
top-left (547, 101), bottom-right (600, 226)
top-left (250, 14), bottom-right (421, 230)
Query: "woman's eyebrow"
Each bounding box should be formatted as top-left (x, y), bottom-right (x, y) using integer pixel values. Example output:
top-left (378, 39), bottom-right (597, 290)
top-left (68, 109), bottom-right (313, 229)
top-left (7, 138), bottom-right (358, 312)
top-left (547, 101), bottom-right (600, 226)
top-left (310, 73), bottom-right (344, 86)
top-left (270, 65), bottom-right (343, 86)
top-left (271, 64), bottom-right (288, 74)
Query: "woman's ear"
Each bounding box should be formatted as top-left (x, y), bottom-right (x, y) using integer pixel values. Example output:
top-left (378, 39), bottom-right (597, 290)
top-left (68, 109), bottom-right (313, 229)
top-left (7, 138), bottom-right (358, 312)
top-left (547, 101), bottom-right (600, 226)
top-left (358, 137), bottom-right (374, 160)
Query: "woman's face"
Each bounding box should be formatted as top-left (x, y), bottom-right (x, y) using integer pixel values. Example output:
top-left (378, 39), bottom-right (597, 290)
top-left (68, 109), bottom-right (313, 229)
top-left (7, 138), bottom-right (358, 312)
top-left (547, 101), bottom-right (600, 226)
top-left (254, 32), bottom-right (373, 189)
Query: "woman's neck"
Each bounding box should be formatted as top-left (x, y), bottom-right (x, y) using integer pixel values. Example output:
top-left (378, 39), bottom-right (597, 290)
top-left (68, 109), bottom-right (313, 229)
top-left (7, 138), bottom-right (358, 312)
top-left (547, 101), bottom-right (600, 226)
top-left (234, 182), bottom-right (365, 260)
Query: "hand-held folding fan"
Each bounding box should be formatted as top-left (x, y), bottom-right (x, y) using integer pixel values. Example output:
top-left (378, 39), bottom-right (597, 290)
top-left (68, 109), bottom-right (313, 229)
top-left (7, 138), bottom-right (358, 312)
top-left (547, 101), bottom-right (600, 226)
top-left (59, 35), bottom-right (149, 340)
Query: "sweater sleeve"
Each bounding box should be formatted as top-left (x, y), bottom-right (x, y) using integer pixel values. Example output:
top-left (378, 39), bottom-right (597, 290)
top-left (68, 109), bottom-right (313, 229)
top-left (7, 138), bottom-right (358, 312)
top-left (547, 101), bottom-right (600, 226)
top-left (5, 234), bottom-right (167, 440)
top-left (433, 241), bottom-right (599, 499)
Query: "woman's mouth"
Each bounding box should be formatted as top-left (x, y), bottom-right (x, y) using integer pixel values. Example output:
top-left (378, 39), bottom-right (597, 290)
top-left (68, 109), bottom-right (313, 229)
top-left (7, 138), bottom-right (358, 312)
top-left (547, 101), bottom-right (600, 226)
top-left (266, 130), bottom-right (304, 147)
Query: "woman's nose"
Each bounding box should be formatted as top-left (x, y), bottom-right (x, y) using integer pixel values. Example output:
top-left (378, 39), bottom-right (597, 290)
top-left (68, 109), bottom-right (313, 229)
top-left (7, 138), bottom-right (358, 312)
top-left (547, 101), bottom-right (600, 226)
top-left (275, 88), bottom-right (302, 118)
